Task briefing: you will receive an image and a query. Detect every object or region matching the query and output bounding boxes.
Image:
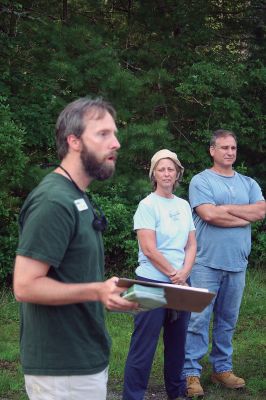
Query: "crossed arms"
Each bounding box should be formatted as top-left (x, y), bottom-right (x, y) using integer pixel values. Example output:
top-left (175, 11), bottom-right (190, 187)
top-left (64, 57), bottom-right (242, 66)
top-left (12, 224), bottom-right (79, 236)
top-left (195, 201), bottom-right (266, 227)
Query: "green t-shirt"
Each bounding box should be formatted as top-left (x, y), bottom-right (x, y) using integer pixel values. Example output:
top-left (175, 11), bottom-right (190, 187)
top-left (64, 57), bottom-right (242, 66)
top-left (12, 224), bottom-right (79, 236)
top-left (16, 173), bottom-right (111, 375)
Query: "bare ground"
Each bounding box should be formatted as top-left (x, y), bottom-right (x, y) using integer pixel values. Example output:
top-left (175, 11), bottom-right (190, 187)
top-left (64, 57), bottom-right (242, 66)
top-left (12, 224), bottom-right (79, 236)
top-left (107, 385), bottom-right (167, 399)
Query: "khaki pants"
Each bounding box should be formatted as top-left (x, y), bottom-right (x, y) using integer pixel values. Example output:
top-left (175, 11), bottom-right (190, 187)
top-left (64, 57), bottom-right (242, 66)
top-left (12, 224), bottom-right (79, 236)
top-left (24, 368), bottom-right (108, 400)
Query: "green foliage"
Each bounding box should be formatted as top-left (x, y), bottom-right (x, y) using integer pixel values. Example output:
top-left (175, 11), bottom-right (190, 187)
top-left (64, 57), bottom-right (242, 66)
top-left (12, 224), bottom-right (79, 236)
top-left (0, 1), bottom-right (265, 285)
top-left (0, 99), bottom-right (28, 189)
top-left (175, 61), bottom-right (266, 177)
top-left (91, 191), bottom-right (138, 278)
top-left (0, 98), bottom-right (28, 284)
top-left (0, 211), bottom-right (19, 285)
top-left (250, 220), bottom-right (266, 269)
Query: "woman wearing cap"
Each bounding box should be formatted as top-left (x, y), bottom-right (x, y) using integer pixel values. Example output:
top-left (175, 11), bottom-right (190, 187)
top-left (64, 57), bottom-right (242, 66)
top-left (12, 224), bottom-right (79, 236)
top-left (123, 149), bottom-right (197, 400)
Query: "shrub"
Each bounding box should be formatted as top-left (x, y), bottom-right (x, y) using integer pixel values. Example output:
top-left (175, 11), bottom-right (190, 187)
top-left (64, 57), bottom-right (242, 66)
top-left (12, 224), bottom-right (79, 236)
top-left (250, 220), bottom-right (266, 269)
top-left (91, 193), bottom-right (139, 278)
top-left (0, 99), bottom-right (28, 285)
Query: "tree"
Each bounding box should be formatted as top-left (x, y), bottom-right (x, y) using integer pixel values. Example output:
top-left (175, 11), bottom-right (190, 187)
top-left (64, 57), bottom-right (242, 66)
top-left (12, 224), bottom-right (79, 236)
top-left (0, 97), bottom-right (28, 283)
top-left (0, 0), bottom-right (265, 284)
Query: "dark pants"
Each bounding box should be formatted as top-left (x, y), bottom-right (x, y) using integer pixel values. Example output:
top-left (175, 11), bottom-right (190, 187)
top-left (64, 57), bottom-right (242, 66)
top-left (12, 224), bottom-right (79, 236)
top-left (122, 277), bottom-right (190, 400)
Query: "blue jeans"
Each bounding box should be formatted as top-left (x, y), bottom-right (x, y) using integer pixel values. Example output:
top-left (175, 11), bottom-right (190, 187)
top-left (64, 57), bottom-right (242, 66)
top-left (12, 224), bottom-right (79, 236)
top-left (183, 264), bottom-right (246, 377)
top-left (123, 276), bottom-right (190, 400)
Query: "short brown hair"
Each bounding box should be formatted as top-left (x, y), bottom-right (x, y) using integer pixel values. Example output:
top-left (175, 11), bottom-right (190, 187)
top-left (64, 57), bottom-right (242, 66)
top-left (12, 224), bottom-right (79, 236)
top-left (210, 129), bottom-right (237, 147)
top-left (55, 97), bottom-right (116, 160)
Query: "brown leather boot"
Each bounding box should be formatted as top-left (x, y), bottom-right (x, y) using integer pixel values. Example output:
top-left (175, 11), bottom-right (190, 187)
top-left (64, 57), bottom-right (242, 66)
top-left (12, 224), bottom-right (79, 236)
top-left (186, 376), bottom-right (204, 397)
top-left (211, 371), bottom-right (245, 389)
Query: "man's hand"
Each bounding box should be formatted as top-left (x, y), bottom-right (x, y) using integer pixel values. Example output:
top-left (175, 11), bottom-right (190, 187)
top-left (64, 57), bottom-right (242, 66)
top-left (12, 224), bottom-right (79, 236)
top-left (196, 204), bottom-right (250, 227)
top-left (98, 277), bottom-right (139, 311)
top-left (14, 255), bottom-right (138, 309)
top-left (223, 201), bottom-right (265, 222)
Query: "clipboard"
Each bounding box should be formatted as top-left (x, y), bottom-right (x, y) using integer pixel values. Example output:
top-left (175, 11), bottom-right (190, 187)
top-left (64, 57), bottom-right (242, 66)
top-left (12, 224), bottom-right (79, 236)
top-left (118, 278), bottom-right (216, 313)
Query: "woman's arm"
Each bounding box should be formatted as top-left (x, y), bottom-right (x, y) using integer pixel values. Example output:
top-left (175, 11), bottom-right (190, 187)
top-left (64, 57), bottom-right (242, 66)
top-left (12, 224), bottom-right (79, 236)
top-left (171, 230), bottom-right (197, 285)
top-left (137, 229), bottom-right (177, 278)
top-left (137, 228), bottom-right (197, 285)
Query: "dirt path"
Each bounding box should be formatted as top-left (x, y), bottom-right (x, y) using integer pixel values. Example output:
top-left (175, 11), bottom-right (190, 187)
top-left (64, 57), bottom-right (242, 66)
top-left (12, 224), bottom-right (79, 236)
top-left (107, 385), bottom-right (167, 399)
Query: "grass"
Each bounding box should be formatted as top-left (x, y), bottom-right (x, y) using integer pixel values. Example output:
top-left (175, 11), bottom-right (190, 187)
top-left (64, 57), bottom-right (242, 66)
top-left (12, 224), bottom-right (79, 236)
top-left (0, 289), bottom-right (27, 400)
top-left (0, 268), bottom-right (265, 399)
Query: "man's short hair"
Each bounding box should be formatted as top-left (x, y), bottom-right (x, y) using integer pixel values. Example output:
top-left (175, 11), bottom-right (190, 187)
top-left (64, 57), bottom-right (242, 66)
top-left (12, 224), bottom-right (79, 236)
top-left (210, 129), bottom-right (237, 147)
top-left (56, 97), bottom-right (116, 160)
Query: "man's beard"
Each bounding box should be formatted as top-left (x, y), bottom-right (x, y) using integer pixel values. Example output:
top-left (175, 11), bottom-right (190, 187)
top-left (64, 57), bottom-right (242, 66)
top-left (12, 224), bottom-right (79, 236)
top-left (80, 146), bottom-right (116, 181)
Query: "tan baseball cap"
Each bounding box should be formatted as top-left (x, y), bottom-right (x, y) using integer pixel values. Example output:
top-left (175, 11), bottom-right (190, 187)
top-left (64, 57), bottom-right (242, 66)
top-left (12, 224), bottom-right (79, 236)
top-left (149, 149), bottom-right (184, 180)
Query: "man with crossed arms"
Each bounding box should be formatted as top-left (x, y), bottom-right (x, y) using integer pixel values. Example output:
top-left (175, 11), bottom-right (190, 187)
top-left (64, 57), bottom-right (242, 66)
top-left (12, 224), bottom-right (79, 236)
top-left (184, 129), bottom-right (265, 398)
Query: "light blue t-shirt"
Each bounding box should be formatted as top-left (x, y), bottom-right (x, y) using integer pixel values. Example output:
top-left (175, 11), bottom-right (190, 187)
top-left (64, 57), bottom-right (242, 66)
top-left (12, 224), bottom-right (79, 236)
top-left (134, 192), bottom-right (195, 282)
top-left (189, 169), bottom-right (265, 272)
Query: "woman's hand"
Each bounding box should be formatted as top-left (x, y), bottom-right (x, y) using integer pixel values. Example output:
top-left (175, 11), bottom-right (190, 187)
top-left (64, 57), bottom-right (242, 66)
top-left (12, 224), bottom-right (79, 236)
top-left (169, 269), bottom-right (189, 285)
top-left (169, 230), bottom-right (196, 285)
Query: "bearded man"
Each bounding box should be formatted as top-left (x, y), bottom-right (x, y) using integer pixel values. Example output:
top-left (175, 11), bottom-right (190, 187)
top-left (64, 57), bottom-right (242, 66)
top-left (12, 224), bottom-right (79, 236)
top-left (13, 97), bottom-right (138, 400)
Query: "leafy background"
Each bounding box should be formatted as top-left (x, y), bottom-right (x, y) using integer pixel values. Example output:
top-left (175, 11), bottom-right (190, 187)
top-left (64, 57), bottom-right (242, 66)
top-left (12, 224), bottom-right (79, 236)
top-left (0, 0), bottom-right (265, 284)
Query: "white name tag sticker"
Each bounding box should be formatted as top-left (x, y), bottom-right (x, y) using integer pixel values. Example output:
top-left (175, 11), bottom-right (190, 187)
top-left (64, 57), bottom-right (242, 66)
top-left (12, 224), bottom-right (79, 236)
top-left (74, 198), bottom-right (88, 211)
